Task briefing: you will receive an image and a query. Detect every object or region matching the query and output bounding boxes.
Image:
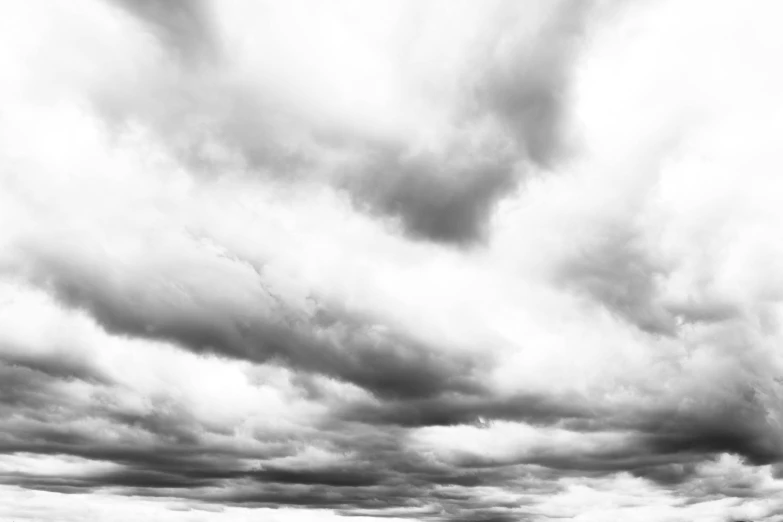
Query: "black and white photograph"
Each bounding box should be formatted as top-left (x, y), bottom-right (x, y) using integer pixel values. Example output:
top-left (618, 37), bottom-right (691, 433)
top-left (0, 1), bottom-right (782, 521)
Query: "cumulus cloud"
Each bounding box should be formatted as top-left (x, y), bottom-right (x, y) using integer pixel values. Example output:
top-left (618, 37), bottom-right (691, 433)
top-left (72, 0), bottom-right (601, 245)
top-left (2, 0), bottom-right (783, 521)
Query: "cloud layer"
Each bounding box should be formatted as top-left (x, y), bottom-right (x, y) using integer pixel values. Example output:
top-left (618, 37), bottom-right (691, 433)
top-left (2, 0), bottom-right (783, 521)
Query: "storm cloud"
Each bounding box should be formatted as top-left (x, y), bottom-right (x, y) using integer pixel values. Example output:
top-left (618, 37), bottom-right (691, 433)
top-left (2, 0), bottom-right (783, 521)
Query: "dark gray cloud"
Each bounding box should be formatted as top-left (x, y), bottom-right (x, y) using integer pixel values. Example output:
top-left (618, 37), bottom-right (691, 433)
top-left (337, 390), bottom-right (597, 427)
top-left (92, 0), bottom-right (605, 247)
top-left (248, 467), bottom-right (384, 488)
top-left (340, 0), bottom-right (601, 245)
top-left (632, 461), bottom-right (699, 486)
top-left (107, 0), bottom-right (219, 65)
top-left (3, 2), bottom-right (783, 520)
top-left (4, 249), bottom-right (783, 520)
top-left (0, 343), bottom-right (106, 385)
top-left (0, 361), bottom-right (599, 516)
top-left (13, 251), bottom-right (482, 401)
top-left (638, 398), bottom-right (783, 467)
top-left (3, 260), bottom-right (782, 520)
top-left (343, 142), bottom-right (518, 245)
top-left (2, 346), bottom-right (779, 520)
top-left (557, 223), bottom-right (677, 335)
top-left (476, 0), bottom-right (594, 167)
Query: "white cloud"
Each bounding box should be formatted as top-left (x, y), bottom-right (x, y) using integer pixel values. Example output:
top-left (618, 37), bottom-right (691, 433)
top-left (2, 0), bottom-right (783, 520)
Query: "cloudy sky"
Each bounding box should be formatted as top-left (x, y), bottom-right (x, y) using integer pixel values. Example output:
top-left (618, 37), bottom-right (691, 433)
top-left (2, 0), bottom-right (783, 521)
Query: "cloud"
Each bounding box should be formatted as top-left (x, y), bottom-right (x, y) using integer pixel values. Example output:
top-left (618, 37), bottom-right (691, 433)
top-left (3, 0), bottom-right (783, 520)
top-left (68, 0), bottom-right (605, 245)
top-left (107, 0), bottom-right (219, 65)
top-left (7, 239), bottom-right (483, 400)
top-left (341, 138), bottom-right (519, 244)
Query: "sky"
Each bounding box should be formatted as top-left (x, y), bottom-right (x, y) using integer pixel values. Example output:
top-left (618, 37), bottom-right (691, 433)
top-left (1, 0), bottom-right (783, 521)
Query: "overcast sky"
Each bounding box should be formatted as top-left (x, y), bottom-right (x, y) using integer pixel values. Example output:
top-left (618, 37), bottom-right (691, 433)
top-left (1, 1), bottom-right (783, 521)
